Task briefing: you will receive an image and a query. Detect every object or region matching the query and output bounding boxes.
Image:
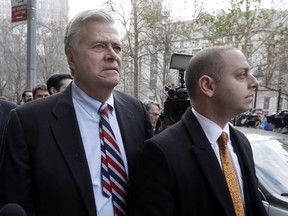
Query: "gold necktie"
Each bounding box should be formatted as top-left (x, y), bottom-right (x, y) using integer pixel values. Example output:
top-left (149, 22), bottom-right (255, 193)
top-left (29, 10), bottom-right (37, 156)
top-left (218, 132), bottom-right (245, 216)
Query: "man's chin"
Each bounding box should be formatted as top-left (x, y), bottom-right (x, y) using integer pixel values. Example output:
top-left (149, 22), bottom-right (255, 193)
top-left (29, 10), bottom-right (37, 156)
top-left (103, 79), bottom-right (120, 88)
top-left (239, 106), bottom-right (251, 114)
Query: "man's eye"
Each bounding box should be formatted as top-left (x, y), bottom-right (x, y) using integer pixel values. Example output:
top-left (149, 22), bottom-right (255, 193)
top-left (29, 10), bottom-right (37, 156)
top-left (113, 46), bottom-right (122, 53)
top-left (238, 73), bottom-right (247, 79)
top-left (94, 43), bottom-right (105, 50)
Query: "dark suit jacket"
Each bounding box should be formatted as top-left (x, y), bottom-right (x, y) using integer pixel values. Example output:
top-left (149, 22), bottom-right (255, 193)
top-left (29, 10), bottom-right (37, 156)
top-left (0, 85), bottom-right (153, 216)
top-left (131, 108), bottom-right (268, 216)
top-left (0, 100), bottom-right (17, 144)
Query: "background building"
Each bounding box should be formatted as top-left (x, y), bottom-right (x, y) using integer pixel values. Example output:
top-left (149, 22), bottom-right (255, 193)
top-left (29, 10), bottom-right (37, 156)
top-left (119, 5), bottom-right (288, 115)
top-left (0, 0), bottom-right (69, 103)
top-left (0, 0), bottom-right (68, 23)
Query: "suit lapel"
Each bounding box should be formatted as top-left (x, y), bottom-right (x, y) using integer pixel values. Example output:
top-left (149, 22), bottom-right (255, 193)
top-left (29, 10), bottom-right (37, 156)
top-left (182, 110), bottom-right (235, 216)
top-left (113, 92), bottom-right (138, 181)
top-left (229, 127), bottom-right (259, 215)
top-left (50, 86), bottom-right (96, 216)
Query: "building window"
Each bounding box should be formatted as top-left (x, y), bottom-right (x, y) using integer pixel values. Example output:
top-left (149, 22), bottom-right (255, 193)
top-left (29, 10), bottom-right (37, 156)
top-left (278, 96), bottom-right (283, 111)
top-left (263, 97), bottom-right (270, 109)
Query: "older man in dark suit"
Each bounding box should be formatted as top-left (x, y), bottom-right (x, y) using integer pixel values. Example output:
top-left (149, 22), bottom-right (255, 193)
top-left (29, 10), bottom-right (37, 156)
top-left (0, 9), bottom-right (152, 216)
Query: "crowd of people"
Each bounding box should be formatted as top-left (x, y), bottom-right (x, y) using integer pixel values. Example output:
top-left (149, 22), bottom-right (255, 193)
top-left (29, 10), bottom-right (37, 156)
top-left (0, 9), bottom-right (269, 216)
top-left (17, 73), bottom-right (74, 104)
top-left (233, 107), bottom-right (288, 133)
top-left (0, 73), bottom-right (73, 145)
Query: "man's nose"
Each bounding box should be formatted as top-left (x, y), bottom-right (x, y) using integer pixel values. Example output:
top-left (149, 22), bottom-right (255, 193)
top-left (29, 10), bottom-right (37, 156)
top-left (250, 74), bottom-right (259, 89)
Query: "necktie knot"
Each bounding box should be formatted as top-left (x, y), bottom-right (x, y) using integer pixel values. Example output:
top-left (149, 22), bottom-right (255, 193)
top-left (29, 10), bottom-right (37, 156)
top-left (218, 132), bottom-right (228, 152)
top-left (99, 103), bottom-right (109, 116)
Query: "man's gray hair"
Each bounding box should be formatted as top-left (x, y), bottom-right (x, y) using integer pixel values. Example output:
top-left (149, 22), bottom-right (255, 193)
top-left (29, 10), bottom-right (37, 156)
top-left (143, 100), bottom-right (161, 112)
top-left (64, 9), bottom-right (115, 54)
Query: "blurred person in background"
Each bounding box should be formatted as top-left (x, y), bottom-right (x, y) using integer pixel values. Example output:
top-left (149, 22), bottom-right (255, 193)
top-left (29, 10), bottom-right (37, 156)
top-left (32, 84), bottom-right (49, 100)
top-left (143, 100), bottom-right (161, 134)
top-left (0, 96), bottom-right (8, 101)
top-left (21, 90), bottom-right (33, 104)
top-left (46, 73), bottom-right (73, 95)
top-left (239, 108), bottom-right (264, 128)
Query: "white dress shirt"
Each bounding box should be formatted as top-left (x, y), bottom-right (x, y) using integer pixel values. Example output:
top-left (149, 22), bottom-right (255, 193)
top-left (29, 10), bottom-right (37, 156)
top-left (72, 82), bottom-right (128, 216)
top-left (192, 108), bottom-right (245, 202)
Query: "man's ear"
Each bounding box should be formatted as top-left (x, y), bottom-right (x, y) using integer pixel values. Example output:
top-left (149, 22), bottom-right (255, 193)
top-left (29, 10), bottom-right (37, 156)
top-left (50, 87), bottom-right (58, 94)
top-left (198, 75), bottom-right (215, 97)
top-left (66, 48), bottom-right (76, 71)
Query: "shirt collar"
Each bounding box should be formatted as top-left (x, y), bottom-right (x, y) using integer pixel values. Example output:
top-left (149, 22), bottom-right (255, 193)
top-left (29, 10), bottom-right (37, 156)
top-left (192, 107), bottom-right (230, 144)
top-left (72, 82), bottom-right (114, 116)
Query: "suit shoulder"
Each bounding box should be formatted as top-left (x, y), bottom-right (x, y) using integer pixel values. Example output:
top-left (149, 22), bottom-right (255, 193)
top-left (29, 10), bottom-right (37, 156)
top-left (230, 126), bottom-right (248, 140)
top-left (229, 126), bottom-right (252, 152)
top-left (148, 121), bottom-right (187, 144)
top-left (0, 100), bottom-right (17, 111)
top-left (113, 90), bottom-right (140, 102)
top-left (113, 91), bottom-right (144, 110)
top-left (15, 93), bottom-right (63, 114)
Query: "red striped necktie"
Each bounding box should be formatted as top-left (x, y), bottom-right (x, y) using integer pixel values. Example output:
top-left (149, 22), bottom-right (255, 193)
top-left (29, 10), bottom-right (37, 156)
top-left (99, 103), bottom-right (128, 216)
